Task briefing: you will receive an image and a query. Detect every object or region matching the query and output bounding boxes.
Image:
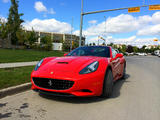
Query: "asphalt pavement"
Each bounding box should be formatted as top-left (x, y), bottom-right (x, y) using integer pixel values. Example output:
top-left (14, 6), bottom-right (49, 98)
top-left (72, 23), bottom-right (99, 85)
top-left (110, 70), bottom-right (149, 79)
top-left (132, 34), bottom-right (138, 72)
top-left (0, 56), bottom-right (160, 120)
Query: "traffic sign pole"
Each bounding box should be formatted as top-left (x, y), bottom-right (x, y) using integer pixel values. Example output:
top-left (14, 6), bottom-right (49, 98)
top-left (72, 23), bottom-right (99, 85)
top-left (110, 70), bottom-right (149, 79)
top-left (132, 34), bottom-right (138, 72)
top-left (79, 1), bottom-right (160, 47)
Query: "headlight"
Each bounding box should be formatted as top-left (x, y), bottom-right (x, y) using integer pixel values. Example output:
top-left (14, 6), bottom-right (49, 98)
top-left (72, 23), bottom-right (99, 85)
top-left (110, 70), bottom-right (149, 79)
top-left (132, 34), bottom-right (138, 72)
top-left (79, 61), bottom-right (99, 74)
top-left (34, 59), bottom-right (44, 71)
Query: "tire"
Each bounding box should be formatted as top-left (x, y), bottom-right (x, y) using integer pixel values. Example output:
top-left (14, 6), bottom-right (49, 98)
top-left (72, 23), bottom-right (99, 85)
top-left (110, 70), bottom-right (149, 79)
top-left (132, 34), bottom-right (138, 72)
top-left (101, 69), bottom-right (113, 98)
top-left (122, 63), bottom-right (126, 79)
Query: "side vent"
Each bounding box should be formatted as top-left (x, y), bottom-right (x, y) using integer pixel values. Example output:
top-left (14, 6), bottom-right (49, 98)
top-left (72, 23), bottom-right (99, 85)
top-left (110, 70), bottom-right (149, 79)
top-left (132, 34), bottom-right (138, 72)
top-left (57, 62), bottom-right (69, 64)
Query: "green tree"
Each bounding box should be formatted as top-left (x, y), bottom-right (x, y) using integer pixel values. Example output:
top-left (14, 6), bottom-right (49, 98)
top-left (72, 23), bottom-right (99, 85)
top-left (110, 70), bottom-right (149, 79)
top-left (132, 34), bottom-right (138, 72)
top-left (0, 19), bottom-right (8, 39)
top-left (26, 29), bottom-right (38, 46)
top-left (126, 45), bottom-right (133, 53)
top-left (133, 46), bottom-right (138, 53)
top-left (112, 44), bottom-right (118, 49)
top-left (73, 41), bottom-right (79, 49)
top-left (40, 35), bottom-right (53, 51)
top-left (7, 0), bottom-right (24, 45)
top-left (16, 29), bottom-right (28, 45)
top-left (108, 42), bottom-right (114, 47)
top-left (0, 19), bottom-right (8, 48)
top-left (121, 45), bottom-right (127, 52)
top-left (102, 42), bottom-right (106, 46)
top-left (140, 45), bottom-right (147, 52)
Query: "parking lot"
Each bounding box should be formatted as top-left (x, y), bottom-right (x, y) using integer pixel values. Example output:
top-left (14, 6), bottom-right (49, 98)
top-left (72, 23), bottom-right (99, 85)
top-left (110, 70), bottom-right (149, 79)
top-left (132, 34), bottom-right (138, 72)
top-left (0, 56), bottom-right (160, 120)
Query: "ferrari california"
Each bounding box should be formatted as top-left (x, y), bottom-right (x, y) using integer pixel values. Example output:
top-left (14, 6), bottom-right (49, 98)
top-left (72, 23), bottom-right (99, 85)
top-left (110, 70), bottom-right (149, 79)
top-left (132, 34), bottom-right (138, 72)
top-left (31, 46), bottom-right (126, 97)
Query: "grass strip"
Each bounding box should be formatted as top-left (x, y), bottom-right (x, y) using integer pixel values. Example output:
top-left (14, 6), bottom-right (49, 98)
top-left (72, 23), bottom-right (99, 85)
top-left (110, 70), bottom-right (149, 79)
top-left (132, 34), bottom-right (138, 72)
top-left (0, 66), bottom-right (34, 89)
top-left (0, 49), bottom-right (64, 63)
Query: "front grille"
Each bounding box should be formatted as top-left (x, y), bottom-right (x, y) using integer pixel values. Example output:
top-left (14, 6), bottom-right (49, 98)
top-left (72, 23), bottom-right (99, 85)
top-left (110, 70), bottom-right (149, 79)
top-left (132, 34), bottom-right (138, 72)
top-left (32, 77), bottom-right (74, 90)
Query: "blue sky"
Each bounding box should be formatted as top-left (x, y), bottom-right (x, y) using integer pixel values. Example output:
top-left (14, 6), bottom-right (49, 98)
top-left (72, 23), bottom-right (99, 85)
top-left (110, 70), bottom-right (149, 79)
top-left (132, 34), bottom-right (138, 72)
top-left (0, 0), bottom-right (160, 47)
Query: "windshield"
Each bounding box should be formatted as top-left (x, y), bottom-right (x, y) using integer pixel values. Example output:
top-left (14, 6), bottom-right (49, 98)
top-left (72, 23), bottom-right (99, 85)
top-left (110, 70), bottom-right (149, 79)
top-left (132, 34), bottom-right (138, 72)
top-left (67, 46), bottom-right (110, 57)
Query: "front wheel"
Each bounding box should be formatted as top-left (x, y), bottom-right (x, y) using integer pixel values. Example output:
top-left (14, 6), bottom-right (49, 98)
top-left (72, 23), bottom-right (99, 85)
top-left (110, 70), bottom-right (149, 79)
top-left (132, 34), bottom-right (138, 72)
top-left (101, 69), bottom-right (113, 98)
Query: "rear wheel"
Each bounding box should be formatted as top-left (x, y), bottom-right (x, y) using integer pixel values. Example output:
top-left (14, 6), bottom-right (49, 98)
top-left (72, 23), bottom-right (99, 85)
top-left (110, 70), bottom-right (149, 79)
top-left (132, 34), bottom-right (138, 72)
top-left (122, 63), bottom-right (126, 79)
top-left (101, 69), bottom-right (113, 98)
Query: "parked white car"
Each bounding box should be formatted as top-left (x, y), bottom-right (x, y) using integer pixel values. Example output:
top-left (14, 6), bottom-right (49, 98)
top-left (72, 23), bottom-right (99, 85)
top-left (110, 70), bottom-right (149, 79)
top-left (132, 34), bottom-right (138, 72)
top-left (154, 50), bottom-right (160, 56)
top-left (138, 53), bottom-right (147, 56)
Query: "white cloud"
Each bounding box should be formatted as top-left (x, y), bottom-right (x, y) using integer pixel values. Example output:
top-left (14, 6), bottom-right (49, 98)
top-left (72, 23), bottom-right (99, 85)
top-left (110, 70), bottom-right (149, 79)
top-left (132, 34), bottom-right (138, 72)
top-left (23, 18), bottom-right (72, 33)
top-left (34, 1), bottom-right (56, 16)
top-left (152, 12), bottom-right (160, 24)
top-left (106, 14), bottom-right (139, 33)
top-left (136, 12), bottom-right (160, 36)
top-left (112, 36), bottom-right (137, 43)
top-left (137, 24), bottom-right (160, 36)
top-left (77, 14), bottom-right (153, 37)
top-left (34, 1), bottom-right (47, 12)
top-left (88, 20), bottom-right (97, 24)
top-left (0, 15), bottom-right (7, 22)
top-left (2, 0), bottom-right (9, 3)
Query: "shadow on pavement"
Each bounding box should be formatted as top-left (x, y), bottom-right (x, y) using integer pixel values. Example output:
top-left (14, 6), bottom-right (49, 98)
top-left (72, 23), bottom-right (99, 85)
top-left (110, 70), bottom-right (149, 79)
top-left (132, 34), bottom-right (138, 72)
top-left (111, 74), bottom-right (130, 98)
top-left (39, 74), bottom-right (130, 104)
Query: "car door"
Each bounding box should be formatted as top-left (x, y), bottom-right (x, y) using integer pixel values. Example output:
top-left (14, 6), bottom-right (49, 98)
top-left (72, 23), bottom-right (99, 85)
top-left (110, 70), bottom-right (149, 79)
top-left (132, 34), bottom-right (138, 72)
top-left (111, 48), bottom-right (121, 80)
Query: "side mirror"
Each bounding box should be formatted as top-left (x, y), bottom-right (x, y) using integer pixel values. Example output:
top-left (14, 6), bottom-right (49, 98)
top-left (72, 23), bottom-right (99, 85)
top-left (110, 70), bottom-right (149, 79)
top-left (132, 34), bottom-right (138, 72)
top-left (110, 53), bottom-right (123, 62)
top-left (116, 53), bottom-right (123, 58)
top-left (64, 53), bottom-right (68, 56)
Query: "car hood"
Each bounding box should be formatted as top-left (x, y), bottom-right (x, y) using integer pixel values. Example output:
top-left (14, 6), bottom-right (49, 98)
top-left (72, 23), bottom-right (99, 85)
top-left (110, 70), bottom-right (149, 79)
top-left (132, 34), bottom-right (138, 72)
top-left (39, 56), bottom-right (103, 73)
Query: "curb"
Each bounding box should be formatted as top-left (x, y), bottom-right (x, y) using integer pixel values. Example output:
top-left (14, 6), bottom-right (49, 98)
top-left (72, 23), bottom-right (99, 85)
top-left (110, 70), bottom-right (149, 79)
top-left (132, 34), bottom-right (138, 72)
top-left (0, 83), bottom-right (31, 99)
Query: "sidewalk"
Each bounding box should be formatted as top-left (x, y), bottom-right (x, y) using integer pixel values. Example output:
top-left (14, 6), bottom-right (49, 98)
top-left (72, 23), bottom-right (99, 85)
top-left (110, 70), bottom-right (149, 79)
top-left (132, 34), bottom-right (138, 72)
top-left (0, 61), bottom-right (38, 68)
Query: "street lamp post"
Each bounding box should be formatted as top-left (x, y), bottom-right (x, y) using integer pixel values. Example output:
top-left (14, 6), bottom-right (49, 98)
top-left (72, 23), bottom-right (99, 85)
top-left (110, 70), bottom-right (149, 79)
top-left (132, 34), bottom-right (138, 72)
top-left (70, 17), bottom-right (73, 51)
top-left (79, 0), bottom-right (84, 47)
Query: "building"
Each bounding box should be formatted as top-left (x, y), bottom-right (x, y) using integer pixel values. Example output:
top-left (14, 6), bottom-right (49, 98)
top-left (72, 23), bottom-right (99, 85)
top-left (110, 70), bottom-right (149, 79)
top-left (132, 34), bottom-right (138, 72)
top-left (0, 30), bottom-right (86, 50)
top-left (31, 31), bottom-right (85, 50)
top-left (145, 45), bottom-right (159, 49)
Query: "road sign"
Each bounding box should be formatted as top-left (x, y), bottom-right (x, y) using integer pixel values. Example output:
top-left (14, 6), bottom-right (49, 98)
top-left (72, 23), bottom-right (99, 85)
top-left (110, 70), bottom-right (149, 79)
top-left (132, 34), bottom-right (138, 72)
top-left (149, 5), bottom-right (160, 10)
top-left (154, 39), bottom-right (158, 42)
top-left (128, 7), bottom-right (140, 13)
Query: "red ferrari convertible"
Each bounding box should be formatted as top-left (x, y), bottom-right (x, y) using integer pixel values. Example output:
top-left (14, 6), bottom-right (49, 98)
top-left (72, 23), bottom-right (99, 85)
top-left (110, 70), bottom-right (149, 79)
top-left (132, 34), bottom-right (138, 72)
top-left (31, 46), bottom-right (126, 97)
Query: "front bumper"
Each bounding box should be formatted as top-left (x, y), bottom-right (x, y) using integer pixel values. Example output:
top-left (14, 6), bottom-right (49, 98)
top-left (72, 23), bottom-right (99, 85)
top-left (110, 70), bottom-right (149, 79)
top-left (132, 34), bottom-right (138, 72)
top-left (31, 71), bottom-right (105, 97)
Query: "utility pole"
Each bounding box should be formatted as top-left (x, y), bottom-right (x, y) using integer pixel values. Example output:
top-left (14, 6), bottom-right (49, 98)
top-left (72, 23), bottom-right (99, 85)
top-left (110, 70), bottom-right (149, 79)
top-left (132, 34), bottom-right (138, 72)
top-left (70, 17), bottom-right (73, 51)
top-left (98, 36), bottom-right (99, 45)
top-left (104, 16), bottom-right (107, 44)
top-left (79, 0), bottom-right (84, 47)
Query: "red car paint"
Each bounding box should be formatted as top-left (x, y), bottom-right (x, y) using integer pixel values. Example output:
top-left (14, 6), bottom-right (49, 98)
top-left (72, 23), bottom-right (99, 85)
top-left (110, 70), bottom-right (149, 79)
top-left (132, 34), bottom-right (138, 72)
top-left (31, 46), bottom-right (126, 97)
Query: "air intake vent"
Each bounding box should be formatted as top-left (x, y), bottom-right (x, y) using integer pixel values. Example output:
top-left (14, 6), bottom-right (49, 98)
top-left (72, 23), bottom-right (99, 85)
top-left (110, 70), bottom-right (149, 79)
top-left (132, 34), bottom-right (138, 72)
top-left (57, 62), bottom-right (68, 64)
